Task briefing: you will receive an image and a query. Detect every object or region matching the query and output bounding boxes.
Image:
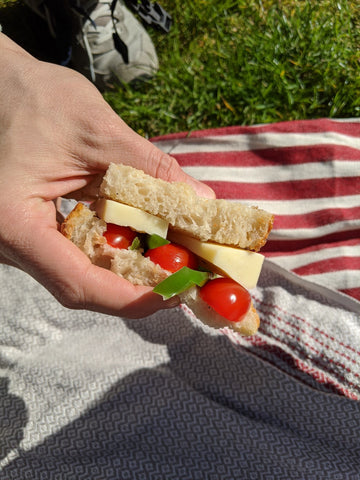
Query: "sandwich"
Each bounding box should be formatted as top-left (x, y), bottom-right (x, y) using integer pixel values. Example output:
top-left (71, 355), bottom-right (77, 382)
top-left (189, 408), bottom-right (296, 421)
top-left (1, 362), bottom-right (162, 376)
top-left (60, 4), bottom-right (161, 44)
top-left (61, 163), bottom-right (274, 335)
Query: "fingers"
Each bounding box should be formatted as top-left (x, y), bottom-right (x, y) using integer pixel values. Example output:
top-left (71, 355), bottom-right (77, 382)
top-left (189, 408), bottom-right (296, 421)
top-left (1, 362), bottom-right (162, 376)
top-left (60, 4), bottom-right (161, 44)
top-left (118, 123), bottom-right (216, 198)
top-left (0, 32), bottom-right (33, 57)
top-left (27, 226), bottom-right (179, 318)
top-left (76, 262), bottom-right (180, 318)
top-left (146, 146), bottom-right (216, 199)
top-left (82, 113), bottom-right (216, 199)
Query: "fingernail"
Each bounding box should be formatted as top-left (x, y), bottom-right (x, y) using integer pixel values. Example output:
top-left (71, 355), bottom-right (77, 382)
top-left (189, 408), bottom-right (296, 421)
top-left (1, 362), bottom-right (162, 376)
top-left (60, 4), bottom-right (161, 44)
top-left (163, 296), bottom-right (181, 309)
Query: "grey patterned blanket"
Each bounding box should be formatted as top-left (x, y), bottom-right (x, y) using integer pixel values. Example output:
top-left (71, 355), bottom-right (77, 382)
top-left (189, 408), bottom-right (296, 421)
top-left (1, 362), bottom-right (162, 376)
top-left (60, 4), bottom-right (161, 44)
top-left (1, 259), bottom-right (359, 479)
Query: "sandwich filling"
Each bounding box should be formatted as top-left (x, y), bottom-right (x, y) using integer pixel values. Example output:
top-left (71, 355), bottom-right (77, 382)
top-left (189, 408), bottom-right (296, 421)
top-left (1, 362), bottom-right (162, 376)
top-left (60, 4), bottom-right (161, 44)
top-left (94, 198), bottom-right (264, 326)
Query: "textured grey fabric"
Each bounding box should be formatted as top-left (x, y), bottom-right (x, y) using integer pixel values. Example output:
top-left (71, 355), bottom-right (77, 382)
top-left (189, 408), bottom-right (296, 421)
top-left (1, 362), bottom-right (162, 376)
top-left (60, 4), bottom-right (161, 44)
top-left (0, 260), bottom-right (359, 479)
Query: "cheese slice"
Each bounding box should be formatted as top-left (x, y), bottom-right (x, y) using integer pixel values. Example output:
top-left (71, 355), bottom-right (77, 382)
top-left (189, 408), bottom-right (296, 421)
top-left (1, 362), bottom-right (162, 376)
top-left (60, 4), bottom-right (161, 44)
top-left (168, 231), bottom-right (264, 289)
top-left (96, 198), bottom-right (169, 237)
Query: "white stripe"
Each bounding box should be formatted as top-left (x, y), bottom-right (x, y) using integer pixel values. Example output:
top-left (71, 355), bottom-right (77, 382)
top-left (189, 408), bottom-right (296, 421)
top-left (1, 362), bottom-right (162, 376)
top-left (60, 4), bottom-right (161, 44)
top-left (183, 161), bottom-right (359, 184)
top-left (331, 118), bottom-right (360, 123)
top-left (302, 270), bottom-right (360, 290)
top-left (270, 219), bottom-right (360, 240)
top-left (241, 195), bottom-right (360, 215)
top-left (268, 245), bottom-right (360, 270)
top-left (153, 131), bottom-right (360, 154)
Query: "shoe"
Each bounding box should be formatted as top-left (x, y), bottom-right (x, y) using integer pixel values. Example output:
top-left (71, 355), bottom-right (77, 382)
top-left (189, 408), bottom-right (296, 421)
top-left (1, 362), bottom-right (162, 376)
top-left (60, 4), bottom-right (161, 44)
top-left (72, 0), bottom-right (159, 89)
top-left (23, 0), bottom-right (159, 89)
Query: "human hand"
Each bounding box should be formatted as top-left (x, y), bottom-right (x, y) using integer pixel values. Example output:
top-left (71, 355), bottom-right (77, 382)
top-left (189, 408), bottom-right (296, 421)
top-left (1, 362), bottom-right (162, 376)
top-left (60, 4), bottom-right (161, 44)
top-left (0, 33), bottom-right (214, 318)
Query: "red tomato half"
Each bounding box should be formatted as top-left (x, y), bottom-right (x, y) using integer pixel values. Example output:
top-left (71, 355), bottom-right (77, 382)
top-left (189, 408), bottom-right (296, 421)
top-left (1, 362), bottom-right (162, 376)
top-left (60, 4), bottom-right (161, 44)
top-left (103, 223), bottom-right (137, 249)
top-left (200, 277), bottom-right (251, 323)
top-left (145, 243), bottom-right (198, 273)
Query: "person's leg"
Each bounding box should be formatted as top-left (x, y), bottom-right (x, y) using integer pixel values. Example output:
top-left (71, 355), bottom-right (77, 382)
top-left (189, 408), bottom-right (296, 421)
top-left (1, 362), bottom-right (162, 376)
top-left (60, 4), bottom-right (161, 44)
top-left (23, 0), bottom-right (159, 89)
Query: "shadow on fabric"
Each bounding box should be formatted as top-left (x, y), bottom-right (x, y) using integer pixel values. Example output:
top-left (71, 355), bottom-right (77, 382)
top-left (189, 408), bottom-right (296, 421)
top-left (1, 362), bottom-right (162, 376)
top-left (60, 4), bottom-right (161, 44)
top-left (0, 317), bottom-right (359, 480)
top-left (0, 377), bottom-right (28, 462)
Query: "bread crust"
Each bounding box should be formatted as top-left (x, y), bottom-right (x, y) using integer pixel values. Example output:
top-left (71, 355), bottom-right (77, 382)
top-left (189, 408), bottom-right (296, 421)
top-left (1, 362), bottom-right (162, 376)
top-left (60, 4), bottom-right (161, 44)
top-left (61, 202), bottom-right (107, 260)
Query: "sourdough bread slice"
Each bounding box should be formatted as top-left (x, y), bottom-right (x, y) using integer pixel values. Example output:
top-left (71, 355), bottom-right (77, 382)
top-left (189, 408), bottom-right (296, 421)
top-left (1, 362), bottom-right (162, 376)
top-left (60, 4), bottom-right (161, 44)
top-left (61, 203), bottom-right (260, 335)
top-left (61, 203), bottom-right (167, 286)
top-left (61, 202), bottom-right (106, 260)
top-left (100, 163), bottom-right (273, 251)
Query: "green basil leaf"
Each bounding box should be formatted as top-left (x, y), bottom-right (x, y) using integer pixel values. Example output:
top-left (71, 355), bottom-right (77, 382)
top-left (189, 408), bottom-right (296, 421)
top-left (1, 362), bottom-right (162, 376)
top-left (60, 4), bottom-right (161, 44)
top-left (146, 233), bottom-right (170, 250)
top-left (153, 267), bottom-right (209, 299)
top-left (129, 236), bottom-right (142, 250)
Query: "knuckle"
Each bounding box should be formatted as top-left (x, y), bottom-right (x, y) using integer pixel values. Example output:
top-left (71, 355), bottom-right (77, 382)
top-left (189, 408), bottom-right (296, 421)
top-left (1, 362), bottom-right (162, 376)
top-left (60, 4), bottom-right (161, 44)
top-left (150, 149), bottom-right (180, 182)
top-left (54, 279), bottom-right (86, 311)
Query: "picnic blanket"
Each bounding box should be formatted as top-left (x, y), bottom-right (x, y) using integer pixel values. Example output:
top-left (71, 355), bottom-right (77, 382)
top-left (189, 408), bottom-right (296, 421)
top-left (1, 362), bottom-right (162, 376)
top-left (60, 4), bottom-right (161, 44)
top-left (0, 118), bottom-right (359, 479)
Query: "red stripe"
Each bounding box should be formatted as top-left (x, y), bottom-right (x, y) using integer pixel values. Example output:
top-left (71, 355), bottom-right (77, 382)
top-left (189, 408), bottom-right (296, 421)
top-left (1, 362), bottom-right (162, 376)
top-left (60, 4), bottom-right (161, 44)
top-left (341, 287), bottom-right (360, 301)
top-left (253, 294), bottom-right (360, 356)
top-left (151, 118), bottom-right (360, 142)
top-left (292, 358), bottom-right (358, 400)
top-left (263, 229), bottom-right (360, 252)
top-left (204, 177), bottom-right (360, 201)
top-left (292, 256), bottom-right (360, 276)
top-left (257, 314), bottom-right (360, 394)
top-left (174, 144), bottom-right (360, 168)
top-left (274, 206), bottom-right (360, 230)
top-left (227, 332), bottom-right (359, 399)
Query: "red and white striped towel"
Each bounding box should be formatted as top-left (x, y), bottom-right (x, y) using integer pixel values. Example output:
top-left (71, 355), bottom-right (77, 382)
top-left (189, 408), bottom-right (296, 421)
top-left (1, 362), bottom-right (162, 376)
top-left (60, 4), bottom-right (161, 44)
top-left (152, 118), bottom-right (360, 400)
top-left (152, 118), bottom-right (360, 302)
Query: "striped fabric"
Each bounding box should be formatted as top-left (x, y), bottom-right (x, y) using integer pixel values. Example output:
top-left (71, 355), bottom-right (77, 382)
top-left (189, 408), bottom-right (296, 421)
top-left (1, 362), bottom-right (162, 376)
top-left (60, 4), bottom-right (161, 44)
top-left (152, 118), bottom-right (360, 302)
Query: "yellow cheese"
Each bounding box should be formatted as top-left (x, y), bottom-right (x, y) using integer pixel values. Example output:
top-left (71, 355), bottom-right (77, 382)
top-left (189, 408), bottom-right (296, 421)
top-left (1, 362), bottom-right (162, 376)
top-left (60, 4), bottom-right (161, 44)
top-left (96, 198), bottom-right (169, 237)
top-left (168, 231), bottom-right (264, 289)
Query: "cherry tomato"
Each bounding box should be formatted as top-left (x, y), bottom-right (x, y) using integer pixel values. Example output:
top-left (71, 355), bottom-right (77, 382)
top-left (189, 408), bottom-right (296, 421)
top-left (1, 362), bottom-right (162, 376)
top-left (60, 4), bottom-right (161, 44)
top-left (103, 223), bottom-right (137, 249)
top-left (200, 277), bottom-right (251, 323)
top-left (145, 243), bottom-right (198, 273)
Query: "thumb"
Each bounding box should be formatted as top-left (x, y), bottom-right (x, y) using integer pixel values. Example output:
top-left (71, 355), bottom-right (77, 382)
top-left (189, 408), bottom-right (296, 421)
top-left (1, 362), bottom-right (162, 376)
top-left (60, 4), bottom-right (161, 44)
top-left (96, 117), bottom-right (216, 199)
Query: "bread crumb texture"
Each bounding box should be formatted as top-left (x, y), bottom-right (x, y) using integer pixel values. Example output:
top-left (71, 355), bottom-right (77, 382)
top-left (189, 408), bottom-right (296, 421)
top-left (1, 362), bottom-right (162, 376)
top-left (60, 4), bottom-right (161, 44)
top-left (100, 163), bottom-right (273, 251)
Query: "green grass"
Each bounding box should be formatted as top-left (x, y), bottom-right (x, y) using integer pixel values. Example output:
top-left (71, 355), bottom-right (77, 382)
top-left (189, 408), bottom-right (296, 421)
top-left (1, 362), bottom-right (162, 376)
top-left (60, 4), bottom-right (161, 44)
top-left (1, 0), bottom-right (360, 137)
